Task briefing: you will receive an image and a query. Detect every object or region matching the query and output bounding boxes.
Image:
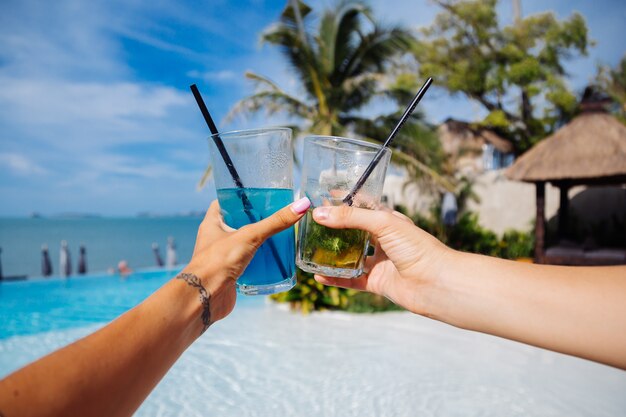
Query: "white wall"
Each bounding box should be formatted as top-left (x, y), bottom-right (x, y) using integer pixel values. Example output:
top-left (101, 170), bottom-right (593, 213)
top-left (383, 169), bottom-right (626, 236)
top-left (468, 171), bottom-right (626, 235)
top-left (466, 170), bottom-right (559, 234)
top-left (382, 174), bottom-right (435, 214)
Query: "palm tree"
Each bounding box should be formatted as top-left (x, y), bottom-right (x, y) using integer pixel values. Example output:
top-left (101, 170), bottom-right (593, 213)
top-left (223, 0), bottom-right (451, 189)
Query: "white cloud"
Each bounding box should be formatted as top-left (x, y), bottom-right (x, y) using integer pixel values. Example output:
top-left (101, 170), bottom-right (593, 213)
top-left (0, 0), bottom-right (210, 215)
top-left (0, 0), bottom-right (126, 80)
top-left (56, 154), bottom-right (198, 189)
top-left (114, 27), bottom-right (205, 60)
top-left (0, 152), bottom-right (48, 176)
top-left (0, 78), bottom-right (187, 127)
top-left (187, 70), bottom-right (238, 82)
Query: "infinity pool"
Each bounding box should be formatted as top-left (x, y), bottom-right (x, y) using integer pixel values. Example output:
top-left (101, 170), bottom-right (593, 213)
top-left (0, 269), bottom-right (181, 339)
top-left (1, 271), bottom-right (625, 416)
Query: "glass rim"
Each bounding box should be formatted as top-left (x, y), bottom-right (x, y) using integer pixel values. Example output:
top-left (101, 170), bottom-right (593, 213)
top-left (304, 135), bottom-right (390, 155)
top-left (209, 126), bottom-right (292, 141)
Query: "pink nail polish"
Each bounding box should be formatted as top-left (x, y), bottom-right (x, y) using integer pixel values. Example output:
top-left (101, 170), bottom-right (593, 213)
top-left (291, 197), bottom-right (311, 214)
top-left (313, 206), bottom-right (330, 220)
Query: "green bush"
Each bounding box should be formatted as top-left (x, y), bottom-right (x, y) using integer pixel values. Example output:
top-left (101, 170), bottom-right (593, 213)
top-left (499, 229), bottom-right (534, 259)
top-left (270, 269), bottom-right (348, 313)
top-left (408, 207), bottom-right (534, 259)
top-left (446, 212), bottom-right (501, 256)
top-left (270, 268), bottom-right (401, 314)
top-left (345, 292), bottom-right (403, 313)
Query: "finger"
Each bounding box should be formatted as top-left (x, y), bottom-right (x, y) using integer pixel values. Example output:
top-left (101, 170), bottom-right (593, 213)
top-left (314, 274), bottom-right (369, 292)
top-left (202, 199), bottom-right (221, 221)
top-left (200, 200), bottom-right (228, 235)
top-left (312, 205), bottom-right (400, 237)
top-left (238, 196), bottom-right (311, 246)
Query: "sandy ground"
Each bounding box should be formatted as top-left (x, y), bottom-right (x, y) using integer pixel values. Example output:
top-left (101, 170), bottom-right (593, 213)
top-left (1, 300), bottom-right (625, 416)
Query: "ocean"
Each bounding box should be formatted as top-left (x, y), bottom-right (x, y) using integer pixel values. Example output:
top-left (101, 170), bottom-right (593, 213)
top-left (0, 216), bottom-right (203, 278)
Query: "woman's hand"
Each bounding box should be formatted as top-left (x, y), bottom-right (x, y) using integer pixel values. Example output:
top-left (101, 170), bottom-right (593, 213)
top-left (183, 197), bottom-right (310, 324)
top-left (311, 205), bottom-right (450, 315)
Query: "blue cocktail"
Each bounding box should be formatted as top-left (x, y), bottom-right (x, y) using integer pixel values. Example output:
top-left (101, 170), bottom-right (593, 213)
top-left (217, 187), bottom-right (295, 293)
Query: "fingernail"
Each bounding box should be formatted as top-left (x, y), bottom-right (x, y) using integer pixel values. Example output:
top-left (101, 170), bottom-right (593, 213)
top-left (291, 197), bottom-right (311, 214)
top-left (313, 206), bottom-right (330, 220)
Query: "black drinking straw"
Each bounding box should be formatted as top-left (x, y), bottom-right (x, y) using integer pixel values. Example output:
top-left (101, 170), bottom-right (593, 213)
top-left (343, 77), bottom-right (433, 206)
top-left (190, 84), bottom-right (288, 280)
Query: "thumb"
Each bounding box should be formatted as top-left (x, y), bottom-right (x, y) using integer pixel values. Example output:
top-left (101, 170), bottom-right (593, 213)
top-left (311, 205), bottom-right (400, 237)
top-left (238, 196), bottom-right (311, 246)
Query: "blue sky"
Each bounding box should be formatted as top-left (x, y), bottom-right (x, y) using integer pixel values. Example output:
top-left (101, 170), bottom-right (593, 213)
top-left (0, 0), bottom-right (624, 216)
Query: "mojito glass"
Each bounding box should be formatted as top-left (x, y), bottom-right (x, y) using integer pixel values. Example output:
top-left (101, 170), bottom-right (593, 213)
top-left (208, 127), bottom-right (296, 295)
top-left (296, 136), bottom-right (391, 278)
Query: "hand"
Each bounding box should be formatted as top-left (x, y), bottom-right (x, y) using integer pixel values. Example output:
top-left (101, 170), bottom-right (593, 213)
top-left (311, 205), bottom-right (451, 315)
top-left (183, 197), bottom-right (310, 323)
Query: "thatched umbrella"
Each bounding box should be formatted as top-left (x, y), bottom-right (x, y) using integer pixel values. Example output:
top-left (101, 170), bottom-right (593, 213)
top-left (506, 112), bottom-right (626, 183)
top-left (506, 90), bottom-right (626, 264)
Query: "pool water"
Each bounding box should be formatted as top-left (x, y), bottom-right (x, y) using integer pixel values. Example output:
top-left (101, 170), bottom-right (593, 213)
top-left (0, 269), bottom-right (181, 339)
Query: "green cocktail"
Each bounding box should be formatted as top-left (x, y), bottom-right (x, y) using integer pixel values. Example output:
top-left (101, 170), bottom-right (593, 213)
top-left (298, 209), bottom-right (369, 275)
top-left (295, 135), bottom-right (390, 279)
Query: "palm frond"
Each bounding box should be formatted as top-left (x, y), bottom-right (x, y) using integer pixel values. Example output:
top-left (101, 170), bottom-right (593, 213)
top-left (342, 26), bottom-right (414, 78)
top-left (196, 165), bottom-right (213, 191)
top-left (391, 150), bottom-right (456, 192)
top-left (344, 113), bottom-right (449, 190)
top-left (261, 8), bottom-right (323, 102)
top-left (226, 71), bottom-right (314, 122)
top-left (244, 71), bottom-right (284, 91)
top-left (226, 90), bottom-right (314, 122)
top-left (318, 1), bottom-right (371, 78)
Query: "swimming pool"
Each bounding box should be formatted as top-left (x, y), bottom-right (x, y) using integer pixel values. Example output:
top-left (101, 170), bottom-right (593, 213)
top-left (1, 270), bottom-right (625, 416)
top-left (0, 269), bottom-right (182, 339)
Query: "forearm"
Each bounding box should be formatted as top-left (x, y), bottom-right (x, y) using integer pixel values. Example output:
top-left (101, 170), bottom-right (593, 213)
top-left (0, 269), bottom-right (208, 417)
top-left (426, 251), bottom-right (626, 369)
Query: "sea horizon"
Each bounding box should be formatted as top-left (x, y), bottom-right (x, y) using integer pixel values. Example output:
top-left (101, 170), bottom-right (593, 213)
top-left (0, 216), bottom-right (203, 279)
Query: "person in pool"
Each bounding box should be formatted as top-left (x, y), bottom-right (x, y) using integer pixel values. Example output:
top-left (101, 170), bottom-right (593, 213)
top-left (1, 199), bottom-right (625, 417)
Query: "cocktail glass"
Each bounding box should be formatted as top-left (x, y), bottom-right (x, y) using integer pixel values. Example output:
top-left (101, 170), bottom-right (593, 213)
top-left (207, 127), bottom-right (296, 295)
top-left (296, 136), bottom-right (391, 278)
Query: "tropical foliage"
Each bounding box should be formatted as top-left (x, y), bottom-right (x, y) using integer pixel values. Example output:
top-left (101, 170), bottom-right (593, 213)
top-left (270, 268), bottom-right (401, 313)
top-left (414, 0), bottom-right (590, 152)
top-left (405, 205), bottom-right (534, 260)
top-left (395, 177), bottom-right (533, 260)
top-left (228, 0), bottom-right (446, 183)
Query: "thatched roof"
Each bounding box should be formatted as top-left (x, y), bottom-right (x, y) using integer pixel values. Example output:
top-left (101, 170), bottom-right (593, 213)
top-left (438, 119), bottom-right (513, 155)
top-left (506, 111), bottom-right (626, 183)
